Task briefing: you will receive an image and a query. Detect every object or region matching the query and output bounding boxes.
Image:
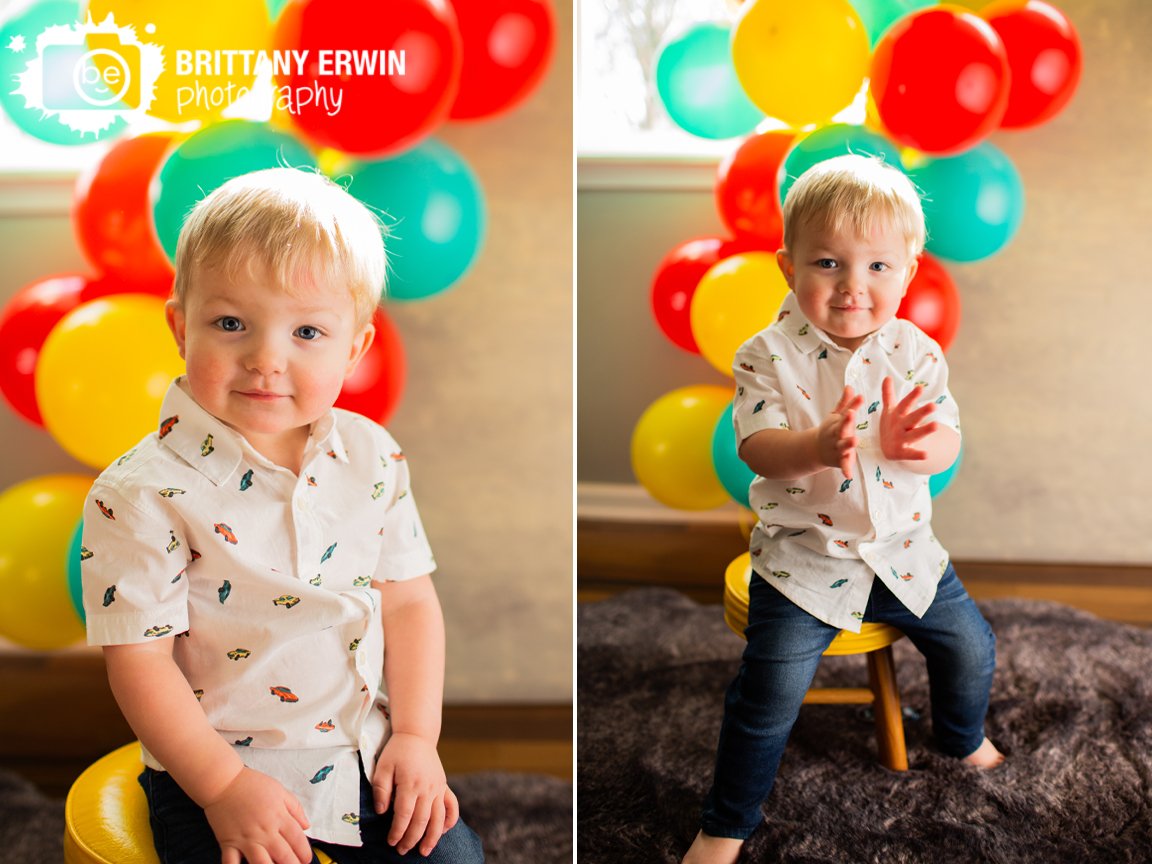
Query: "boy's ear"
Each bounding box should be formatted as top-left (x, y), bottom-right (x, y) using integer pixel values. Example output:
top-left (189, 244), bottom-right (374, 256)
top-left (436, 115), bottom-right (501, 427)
top-left (165, 300), bottom-right (187, 360)
top-left (902, 256), bottom-right (920, 295)
top-left (344, 322), bottom-right (376, 379)
top-left (776, 249), bottom-right (796, 290)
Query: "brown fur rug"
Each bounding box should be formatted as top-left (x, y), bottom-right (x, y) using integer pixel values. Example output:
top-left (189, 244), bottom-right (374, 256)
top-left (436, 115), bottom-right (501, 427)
top-left (0, 769), bottom-right (571, 864)
top-left (578, 589), bottom-right (1152, 863)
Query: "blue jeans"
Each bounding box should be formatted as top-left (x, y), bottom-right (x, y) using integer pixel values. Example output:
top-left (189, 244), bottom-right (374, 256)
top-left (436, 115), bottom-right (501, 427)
top-left (140, 763), bottom-right (485, 864)
top-left (701, 563), bottom-right (996, 839)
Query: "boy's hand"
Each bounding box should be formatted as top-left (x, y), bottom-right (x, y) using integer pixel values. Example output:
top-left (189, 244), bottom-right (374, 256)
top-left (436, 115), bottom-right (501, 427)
top-left (202, 767), bottom-right (313, 864)
top-left (372, 732), bottom-right (460, 857)
top-left (880, 376), bottom-right (939, 463)
top-left (817, 386), bottom-right (865, 479)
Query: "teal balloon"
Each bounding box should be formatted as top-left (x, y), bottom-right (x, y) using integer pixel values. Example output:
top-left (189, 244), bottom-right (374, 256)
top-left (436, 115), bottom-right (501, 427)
top-left (908, 143), bottom-right (1024, 263)
top-left (655, 22), bottom-right (762, 140)
top-left (0, 0), bottom-right (127, 145)
top-left (929, 446), bottom-right (962, 498)
top-left (152, 120), bottom-right (317, 262)
top-left (779, 124), bottom-right (905, 206)
top-left (849, 0), bottom-right (936, 47)
top-left (264, 0), bottom-right (291, 20)
top-left (334, 139), bottom-right (486, 301)
top-left (711, 403), bottom-right (756, 509)
top-left (67, 517), bottom-right (85, 625)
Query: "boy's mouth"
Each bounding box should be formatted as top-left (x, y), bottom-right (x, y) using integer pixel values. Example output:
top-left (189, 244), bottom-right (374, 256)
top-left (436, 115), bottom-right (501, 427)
top-left (238, 390), bottom-right (285, 400)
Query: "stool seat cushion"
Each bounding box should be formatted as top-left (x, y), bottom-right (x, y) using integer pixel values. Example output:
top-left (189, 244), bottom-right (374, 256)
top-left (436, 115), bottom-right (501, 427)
top-left (724, 552), bottom-right (904, 654)
top-left (64, 742), bottom-right (333, 864)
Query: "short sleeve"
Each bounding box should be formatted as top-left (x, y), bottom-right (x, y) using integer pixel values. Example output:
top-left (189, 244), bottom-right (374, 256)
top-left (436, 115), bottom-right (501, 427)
top-left (81, 482), bottom-right (192, 646)
top-left (733, 337), bottom-right (791, 445)
top-left (905, 328), bottom-right (961, 437)
top-left (372, 432), bottom-right (436, 583)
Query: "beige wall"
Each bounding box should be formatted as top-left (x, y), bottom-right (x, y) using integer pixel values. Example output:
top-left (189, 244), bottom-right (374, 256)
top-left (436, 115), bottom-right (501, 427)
top-left (579, 0), bottom-right (1152, 565)
top-left (0, 1), bottom-right (572, 704)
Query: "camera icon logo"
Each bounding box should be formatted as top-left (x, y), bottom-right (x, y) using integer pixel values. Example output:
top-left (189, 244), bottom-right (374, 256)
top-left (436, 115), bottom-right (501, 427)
top-left (42, 34), bottom-right (140, 110)
top-left (10, 12), bottom-right (162, 137)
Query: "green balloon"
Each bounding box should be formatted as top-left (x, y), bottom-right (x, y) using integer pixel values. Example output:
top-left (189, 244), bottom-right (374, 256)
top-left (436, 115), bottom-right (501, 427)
top-left (67, 517), bottom-right (85, 625)
top-left (779, 123), bottom-right (906, 206)
top-left (333, 139), bottom-right (486, 301)
top-left (908, 143), bottom-right (1024, 263)
top-left (850, 0), bottom-right (936, 47)
top-left (711, 403), bottom-right (756, 509)
top-left (0, 0), bottom-right (127, 145)
top-left (152, 120), bottom-right (317, 262)
top-left (655, 22), bottom-right (763, 140)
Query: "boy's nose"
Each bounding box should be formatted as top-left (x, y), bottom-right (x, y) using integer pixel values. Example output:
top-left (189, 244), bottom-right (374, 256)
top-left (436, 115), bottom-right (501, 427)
top-left (244, 338), bottom-right (287, 375)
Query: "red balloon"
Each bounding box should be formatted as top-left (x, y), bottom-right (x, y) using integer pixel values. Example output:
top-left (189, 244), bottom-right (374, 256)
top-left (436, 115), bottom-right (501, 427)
top-left (448, 0), bottom-right (555, 120)
top-left (982, 0), bottom-right (1081, 129)
top-left (273, 0), bottom-right (461, 157)
top-left (898, 254), bottom-right (960, 352)
top-left (73, 133), bottom-right (177, 290)
top-left (0, 274), bottom-right (88, 426)
top-left (651, 235), bottom-right (775, 354)
top-left (871, 8), bottom-right (1010, 155)
top-left (336, 307), bottom-right (406, 424)
top-left (715, 130), bottom-right (794, 243)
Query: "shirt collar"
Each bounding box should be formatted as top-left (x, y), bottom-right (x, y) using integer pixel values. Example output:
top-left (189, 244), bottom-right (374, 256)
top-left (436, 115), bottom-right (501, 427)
top-left (155, 378), bottom-right (348, 484)
top-left (773, 292), bottom-right (901, 357)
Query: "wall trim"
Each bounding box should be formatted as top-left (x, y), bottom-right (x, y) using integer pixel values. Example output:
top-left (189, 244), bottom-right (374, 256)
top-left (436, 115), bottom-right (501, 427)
top-left (577, 154), bottom-right (719, 192)
top-left (0, 172), bottom-right (77, 216)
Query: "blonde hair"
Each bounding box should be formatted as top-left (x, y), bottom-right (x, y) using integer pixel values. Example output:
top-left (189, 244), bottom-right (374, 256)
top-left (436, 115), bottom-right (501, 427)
top-left (172, 167), bottom-right (386, 328)
top-left (782, 154), bottom-right (925, 258)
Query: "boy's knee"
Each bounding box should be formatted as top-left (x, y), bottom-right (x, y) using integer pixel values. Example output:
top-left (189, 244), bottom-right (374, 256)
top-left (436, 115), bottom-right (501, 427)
top-left (426, 821), bottom-right (484, 864)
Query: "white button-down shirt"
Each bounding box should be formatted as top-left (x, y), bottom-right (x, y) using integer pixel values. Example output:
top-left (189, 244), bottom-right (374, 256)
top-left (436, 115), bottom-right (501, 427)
top-left (733, 293), bottom-right (961, 632)
top-left (81, 378), bottom-right (436, 845)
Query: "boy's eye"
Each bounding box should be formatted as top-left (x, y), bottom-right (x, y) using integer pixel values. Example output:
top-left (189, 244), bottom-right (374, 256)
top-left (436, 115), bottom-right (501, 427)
top-left (295, 326), bottom-right (321, 341)
top-left (816, 259), bottom-right (837, 269)
top-left (215, 317), bottom-right (243, 332)
top-left (869, 262), bottom-right (888, 272)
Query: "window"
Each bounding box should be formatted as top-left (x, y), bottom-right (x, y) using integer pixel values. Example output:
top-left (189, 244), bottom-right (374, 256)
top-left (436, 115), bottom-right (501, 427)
top-left (577, 0), bottom-right (738, 158)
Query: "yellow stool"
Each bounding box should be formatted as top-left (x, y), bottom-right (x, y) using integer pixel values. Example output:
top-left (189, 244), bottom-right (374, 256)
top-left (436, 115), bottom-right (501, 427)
top-left (64, 742), bottom-right (335, 863)
top-left (723, 553), bottom-right (909, 772)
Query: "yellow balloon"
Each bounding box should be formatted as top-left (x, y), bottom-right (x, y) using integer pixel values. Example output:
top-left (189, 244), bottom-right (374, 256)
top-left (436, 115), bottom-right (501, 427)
top-left (731, 0), bottom-right (870, 128)
top-left (691, 252), bottom-right (790, 377)
top-left (631, 385), bottom-right (732, 511)
top-left (0, 474), bottom-right (92, 650)
top-left (36, 295), bottom-right (185, 470)
top-left (86, 0), bottom-right (271, 123)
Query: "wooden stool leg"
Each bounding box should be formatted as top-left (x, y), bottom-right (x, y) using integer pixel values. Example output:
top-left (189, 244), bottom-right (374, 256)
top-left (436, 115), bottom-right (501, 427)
top-left (866, 646), bottom-right (908, 772)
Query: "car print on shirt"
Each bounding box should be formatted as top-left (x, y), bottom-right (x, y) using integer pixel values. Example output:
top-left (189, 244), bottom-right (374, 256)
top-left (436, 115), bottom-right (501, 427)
top-left (371, 482), bottom-right (386, 500)
top-left (796, 385), bottom-right (811, 400)
top-left (192, 689), bottom-right (204, 701)
top-left (868, 401), bottom-right (880, 414)
top-left (226, 648), bottom-right (251, 661)
top-left (117, 448), bottom-right (137, 465)
top-left (171, 568), bottom-right (185, 584)
top-left (752, 400), bottom-right (765, 414)
top-left (798, 324), bottom-right (809, 336)
top-left (352, 575), bottom-right (371, 587)
top-left (390, 451), bottom-right (406, 462)
top-left (315, 719), bottom-right (335, 733)
top-left (310, 575), bottom-right (322, 587)
top-left (739, 362), bottom-right (755, 372)
top-left (144, 624), bottom-right (173, 638)
top-left (235, 737), bottom-right (253, 746)
top-left (158, 488), bottom-right (185, 498)
top-left (320, 542), bottom-right (337, 564)
top-left (200, 435), bottom-right (215, 457)
top-left (190, 548), bottom-right (202, 561)
top-left (342, 814), bottom-right (360, 825)
top-left (167, 530), bottom-right (181, 553)
top-left (307, 475), bottom-right (318, 487)
top-left (102, 585), bottom-right (116, 606)
top-left (834, 540), bottom-right (850, 549)
top-left (95, 499), bottom-right (115, 520)
top-left (273, 595), bottom-right (300, 609)
top-left (270, 686), bottom-right (298, 703)
top-left (817, 348), bottom-right (827, 360)
top-left (159, 415), bottom-right (179, 438)
top-left (348, 638), bottom-right (360, 651)
top-left (770, 570), bottom-right (791, 579)
top-left (80, 545), bottom-right (93, 561)
top-left (214, 523), bottom-right (238, 544)
top-left (818, 513), bottom-right (833, 527)
top-left (785, 487), bottom-right (805, 495)
top-left (830, 579), bottom-right (848, 589)
top-left (240, 469), bottom-right (254, 491)
top-left (839, 479), bottom-right (852, 493)
top-left (218, 580), bottom-right (231, 604)
top-left (310, 765), bottom-right (334, 784)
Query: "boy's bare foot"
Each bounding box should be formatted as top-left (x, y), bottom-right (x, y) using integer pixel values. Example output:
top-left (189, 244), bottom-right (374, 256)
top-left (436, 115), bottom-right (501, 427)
top-left (681, 830), bottom-right (742, 864)
top-left (962, 736), bottom-right (1004, 769)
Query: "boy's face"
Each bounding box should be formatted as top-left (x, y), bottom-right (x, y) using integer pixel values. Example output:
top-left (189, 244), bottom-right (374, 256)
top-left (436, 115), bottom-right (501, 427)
top-left (777, 217), bottom-right (919, 353)
top-left (166, 259), bottom-right (374, 468)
